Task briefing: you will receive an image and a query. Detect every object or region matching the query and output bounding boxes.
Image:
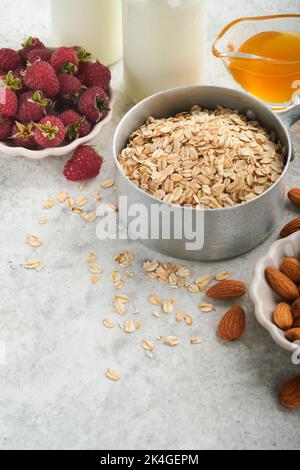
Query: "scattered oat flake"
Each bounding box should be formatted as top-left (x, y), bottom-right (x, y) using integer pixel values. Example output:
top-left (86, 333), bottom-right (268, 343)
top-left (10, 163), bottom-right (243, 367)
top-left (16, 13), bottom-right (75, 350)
top-left (72, 207), bottom-right (82, 214)
top-left (26, 235), bottom-right (42, 247)
top-left (82, 212), bottom-right (97, 223)
top-left (57, 192), bottom-right (68, 203)
top-left (165, 336), bottom-right (180, 347)
top-left (115, 294), bottom-right (130, 303)
top-left (89, 265), bottom-right (102, 275)
top-left (114, 251), bottom-right (135, 268)
top-left (187, 284), bottom-right (200, 294)
top-left (114, 280), bottom-right (124, 290)
top-left (176, 310), bottom-right (186, 323)
top-left (152, 311), bottom-right (160, 319)
top-left (123, 320), bottom-right (135, 333)
top-left (143, 260), bottom-right (159, 272)
top-left (195, 275), bottom-right (213, 287)
top-left (191, 338), bottom-right (202, 345)
top-left (185, 314), bottom-right (193, 326)
top-left (86, 252), bottom-right (96, 264)
top-left (105, 369), bottom-right (120, 382)
top-left (77, 196), bottom-right (88, 207)
top-left (101, 179), bottom-right (115, 189)
top-left (24, 260), bottom-right (44, 271)
top-left (148, 294), bottom-right (161, 306)
top-left (198, 303), bottom-right (216, 313)
top-left (43, 200), bottom-right (55, 209)
top-left (125, 271), bottom-right (134, 278)
top-left (106, 203), bottom-right (118, 212)
top-left (103, 319), bottom-right (115, 329)
top-left (114, 300), bottom-right (127, 315)
top-left (135, 320), bottom-right (142, 330)
top-left (65, 197), bottom-right (74, 209)
top-left (162, 299), bottom-right (176, 314)
top-left (91, 275), bottom-right (100, 284)
top-left (39, 217), bottom-right (47, 225)
top-left (215, 271), bottom-right (230, 281)
top-left (141, 340), bottom-right (154, 352)
top-left (111, 271), bottom-right (121, 283)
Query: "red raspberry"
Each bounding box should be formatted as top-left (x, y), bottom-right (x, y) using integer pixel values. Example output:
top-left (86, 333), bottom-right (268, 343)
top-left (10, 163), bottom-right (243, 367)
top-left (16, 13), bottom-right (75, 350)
top-left (60, 110), bottom-right (92, 140)
top-left (0, 85), bottom-right (17, 117)
top-left (0, 116), bottom-right (13, 141)
top-left (57, 73), bottom-right (84, 105)
top-left (24, 61), bottom-right (60, 98)
top-left (51, 47), bottom-right (79, 75)
top-left (0, 48), bottom-right (21, 72)
top-left (73, 46), bottom-right (92, 62)
top-left (28, 49), bottom-right (52, 64)
top-left (17, 90), bottom-right (51, 123)
top-left (63, 145), bottom-right (103, 181)
top-left (34, 116), bottom-right (66, 148)
top-left (11, 66), bottom-right (27, 92)
top-left (12, 122), bottom-right (37, 149)
top-left (83, 62), bottom-right (111, 91)
top-left (78, 86), bottom-right (110, 123)
top-left (19, 37), bottom-right (45, 62)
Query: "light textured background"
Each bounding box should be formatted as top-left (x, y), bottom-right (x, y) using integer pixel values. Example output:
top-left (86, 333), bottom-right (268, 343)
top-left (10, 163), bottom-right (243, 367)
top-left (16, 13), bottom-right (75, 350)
top-left (0, 0), bottom-right (299, 450)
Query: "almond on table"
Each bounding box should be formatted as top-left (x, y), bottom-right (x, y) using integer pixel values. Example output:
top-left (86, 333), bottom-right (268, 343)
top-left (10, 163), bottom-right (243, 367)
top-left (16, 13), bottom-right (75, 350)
top-left (279, 375), bottom-right (300, 409)
top-left (288, 188), bottom-right (300, 208)
top-left (206, 280), bottom-right (247, 300)
top-left (280, 217), bottom-right (300, 238)
top-left (217, 305), bottom-right (246, 341)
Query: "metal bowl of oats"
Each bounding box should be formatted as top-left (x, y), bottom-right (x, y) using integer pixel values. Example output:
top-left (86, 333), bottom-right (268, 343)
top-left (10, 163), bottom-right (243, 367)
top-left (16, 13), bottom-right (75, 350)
top-left (113, 86), bottom-right (300, 261)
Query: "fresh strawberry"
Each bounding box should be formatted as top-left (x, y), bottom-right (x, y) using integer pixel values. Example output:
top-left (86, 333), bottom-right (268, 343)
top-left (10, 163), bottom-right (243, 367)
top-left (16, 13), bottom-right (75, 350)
top-left (28, 49), bottom-right (52, 64)
top-left (34, 116), bottom-right (65, 148)
top-left (51, 47), bottom-right (79, 74)
top-left (24, 61), bottom-right (60, 98)
top-left (60, 110), bottom-right (92, 140)
top-left (17, 90), bottom-right (51, 123)
top-left (0, 84), bottom-right (18, 117)
top-left (19, 37), bottom-right (45, 62)
top-left (83, 62), bottom-right (111, 91)
top-left (57, 73), bottom-right (84, 105)
top-left (11, 122), bottom-right (37, 149)
top-left (78, 86), bottom-right (110, 123)
top-left (63, 145), bottom-right (103, 181)
top-left (0, 48), bottom-right (21, 72)
top-left (0, 116), bottom-right (13, 141)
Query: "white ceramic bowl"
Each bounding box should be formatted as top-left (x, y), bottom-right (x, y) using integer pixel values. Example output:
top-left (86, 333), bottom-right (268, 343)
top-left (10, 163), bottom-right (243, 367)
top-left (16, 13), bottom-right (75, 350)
top-left (250, 231), bottom-right (300, 352)
top-left (0, 87), bottom-right (114, 160)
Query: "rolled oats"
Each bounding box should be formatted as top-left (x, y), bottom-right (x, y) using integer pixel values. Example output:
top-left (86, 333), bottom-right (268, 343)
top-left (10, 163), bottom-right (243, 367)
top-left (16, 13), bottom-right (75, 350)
top-left (117, 106), bottom-right (284, 208)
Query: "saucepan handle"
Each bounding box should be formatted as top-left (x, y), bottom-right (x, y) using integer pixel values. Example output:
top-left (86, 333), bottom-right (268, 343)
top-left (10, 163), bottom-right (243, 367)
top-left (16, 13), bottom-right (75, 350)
top-left (279, 104), bottom-right (300, 128)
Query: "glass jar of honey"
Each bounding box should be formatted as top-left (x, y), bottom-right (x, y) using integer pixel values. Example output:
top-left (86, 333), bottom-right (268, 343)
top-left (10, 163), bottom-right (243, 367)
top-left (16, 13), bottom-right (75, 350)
top-left (213, 14), bottom-right (300, 110)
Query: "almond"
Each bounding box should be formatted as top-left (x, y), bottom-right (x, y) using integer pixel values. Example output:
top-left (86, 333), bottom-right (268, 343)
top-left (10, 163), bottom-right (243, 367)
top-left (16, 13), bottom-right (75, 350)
top-left (279, 375), bottom-right (300, 410)
top-left (280, 217), bottom-right (300, 238)
top-left (285, 328), bottom-right (300, 342)
top-left (206, 280), bottom-right (246, 300)
top-left (280, 257), bottom-right (300, 283)
top-left (288, 188), bottom-right (300, 208)
top-left (217, 305), bottom-right (246, 341)
top-left (265, 267), bottom-right (299, 301)
top-left (273, 302), bottom-right (294, 330)
top-left (291, 298), bottom-right (300, 319)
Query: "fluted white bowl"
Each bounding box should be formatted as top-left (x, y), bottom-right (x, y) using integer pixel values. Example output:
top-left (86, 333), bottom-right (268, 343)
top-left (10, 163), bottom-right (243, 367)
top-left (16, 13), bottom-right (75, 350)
top-left (0, 87), bottom-right (114, 160)
top-left (250, 231), bottom-right (300, 352)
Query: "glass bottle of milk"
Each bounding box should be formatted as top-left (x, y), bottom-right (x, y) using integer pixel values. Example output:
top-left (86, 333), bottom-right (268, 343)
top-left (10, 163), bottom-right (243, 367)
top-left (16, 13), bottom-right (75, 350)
top-left (123, 0), bottom-right (207, 102)
top-left (51, 0), bottom-right (122, 66)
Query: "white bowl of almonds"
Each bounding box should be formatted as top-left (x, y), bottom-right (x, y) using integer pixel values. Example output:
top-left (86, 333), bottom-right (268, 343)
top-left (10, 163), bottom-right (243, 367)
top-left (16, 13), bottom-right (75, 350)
top-left (250, 231), bottom-right (300, 353)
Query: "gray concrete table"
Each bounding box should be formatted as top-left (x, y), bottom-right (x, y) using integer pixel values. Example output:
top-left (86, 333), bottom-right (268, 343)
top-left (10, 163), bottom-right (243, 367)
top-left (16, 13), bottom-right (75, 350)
top-left (0, 0), bottom-right (299, 450)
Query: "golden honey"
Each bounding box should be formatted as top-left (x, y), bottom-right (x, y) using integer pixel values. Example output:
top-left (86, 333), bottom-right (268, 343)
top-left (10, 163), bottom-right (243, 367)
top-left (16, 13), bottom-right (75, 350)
top-left (228, 30), bottom-right (300, 106)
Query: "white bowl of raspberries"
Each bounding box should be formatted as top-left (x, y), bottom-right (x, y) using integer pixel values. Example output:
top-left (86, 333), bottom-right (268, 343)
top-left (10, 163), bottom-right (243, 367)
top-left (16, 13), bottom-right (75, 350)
top-left (0, 37), bottom-right (113, 161)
